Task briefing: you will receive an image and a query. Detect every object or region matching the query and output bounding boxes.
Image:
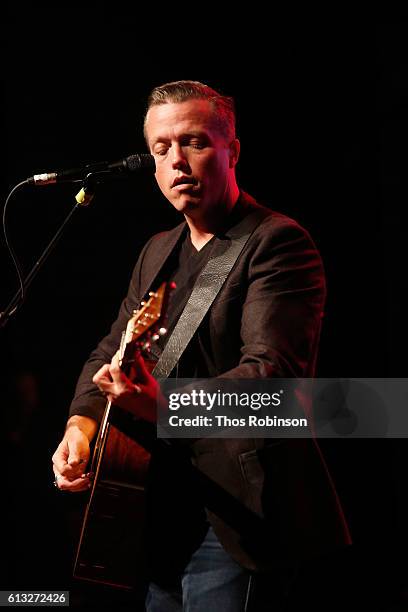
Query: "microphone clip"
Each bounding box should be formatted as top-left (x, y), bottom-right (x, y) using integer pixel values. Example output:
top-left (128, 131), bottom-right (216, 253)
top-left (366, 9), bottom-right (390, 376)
top-left (74, 170), bottom-right (114, 206)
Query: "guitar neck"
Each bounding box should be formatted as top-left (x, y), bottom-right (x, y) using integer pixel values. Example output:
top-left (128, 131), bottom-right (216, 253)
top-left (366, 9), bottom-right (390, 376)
top-left (90, 326), bottom-right (128, 475)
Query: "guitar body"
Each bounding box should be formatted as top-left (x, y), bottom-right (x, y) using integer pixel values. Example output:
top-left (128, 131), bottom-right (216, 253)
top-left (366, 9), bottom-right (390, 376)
top-left (73, 426), bottom-right (150, 591)
top-left (72, 284), bottom-right (172, 591)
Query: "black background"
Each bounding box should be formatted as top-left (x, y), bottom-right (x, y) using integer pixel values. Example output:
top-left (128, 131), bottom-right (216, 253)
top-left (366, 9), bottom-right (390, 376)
top-left (2, 5), bottom-right (408, 609)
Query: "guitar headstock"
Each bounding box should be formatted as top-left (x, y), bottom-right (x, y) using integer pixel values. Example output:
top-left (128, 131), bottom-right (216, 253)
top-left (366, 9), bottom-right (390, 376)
top-left (120, 281), bottom-right (174, 367)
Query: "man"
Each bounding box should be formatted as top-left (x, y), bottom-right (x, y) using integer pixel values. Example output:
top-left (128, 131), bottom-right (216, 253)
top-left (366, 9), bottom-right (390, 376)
top-left (52, 81), bottom-right (351, 610)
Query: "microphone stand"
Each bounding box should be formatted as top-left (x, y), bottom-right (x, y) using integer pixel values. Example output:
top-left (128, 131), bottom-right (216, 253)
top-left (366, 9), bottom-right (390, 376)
top-left (0, 172), bottom-right (104, 329)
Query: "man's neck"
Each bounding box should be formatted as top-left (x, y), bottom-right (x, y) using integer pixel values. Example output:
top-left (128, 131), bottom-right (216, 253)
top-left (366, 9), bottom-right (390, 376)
top-left (188, 228), bottom-right (215, 251)
top-left (185, 186), bottom-right (240, 251)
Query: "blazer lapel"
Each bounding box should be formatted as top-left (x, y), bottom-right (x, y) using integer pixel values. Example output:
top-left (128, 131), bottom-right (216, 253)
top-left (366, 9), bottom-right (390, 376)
top-left (139, 221), bottom-right (187, 299)
top-left (205, 192), bottom-right (270, 262)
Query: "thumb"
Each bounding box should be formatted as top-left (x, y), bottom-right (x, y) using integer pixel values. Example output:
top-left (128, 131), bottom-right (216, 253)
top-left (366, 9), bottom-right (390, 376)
top-left (67, 443), bottom-right (87, 467)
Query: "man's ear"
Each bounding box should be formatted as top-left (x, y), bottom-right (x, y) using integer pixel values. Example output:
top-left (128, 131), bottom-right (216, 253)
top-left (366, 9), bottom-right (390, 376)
top-left (228, 138), bottom-right (240, 168)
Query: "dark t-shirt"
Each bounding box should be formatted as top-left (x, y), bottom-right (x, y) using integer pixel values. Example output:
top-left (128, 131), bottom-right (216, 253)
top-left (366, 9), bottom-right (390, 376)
top-left (146, 231), bottom-right (216, 582)
top-left (154, 230), bottom-right (216, 377)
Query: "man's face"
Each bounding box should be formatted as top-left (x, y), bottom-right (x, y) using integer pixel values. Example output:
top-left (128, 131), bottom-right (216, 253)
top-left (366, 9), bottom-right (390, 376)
top-left (144, 99), bottom-right (238, 219)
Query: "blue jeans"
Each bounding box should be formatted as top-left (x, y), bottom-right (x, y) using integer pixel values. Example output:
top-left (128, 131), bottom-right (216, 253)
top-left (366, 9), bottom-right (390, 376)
top-left (145, 526), bottom-right (252, 612)
top-left (144, 526), bottom-right (294, 611)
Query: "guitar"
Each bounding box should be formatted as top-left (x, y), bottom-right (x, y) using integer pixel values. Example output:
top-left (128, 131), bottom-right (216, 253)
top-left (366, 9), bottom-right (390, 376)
top-left (72, 281), bottom-right (173, 591)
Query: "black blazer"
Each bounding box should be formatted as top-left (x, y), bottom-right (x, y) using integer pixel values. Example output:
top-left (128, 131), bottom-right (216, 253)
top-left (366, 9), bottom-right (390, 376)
top-left (69, 192), bottom-right (351, 571)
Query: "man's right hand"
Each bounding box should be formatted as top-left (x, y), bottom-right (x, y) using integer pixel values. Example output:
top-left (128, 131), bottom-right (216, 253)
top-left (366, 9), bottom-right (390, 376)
top-left (52, 415), bottom-right (98, 493)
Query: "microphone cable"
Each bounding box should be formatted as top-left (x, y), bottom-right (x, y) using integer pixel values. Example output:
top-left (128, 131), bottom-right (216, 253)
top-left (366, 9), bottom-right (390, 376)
top-left (2, 179), bottom-right (30, 316)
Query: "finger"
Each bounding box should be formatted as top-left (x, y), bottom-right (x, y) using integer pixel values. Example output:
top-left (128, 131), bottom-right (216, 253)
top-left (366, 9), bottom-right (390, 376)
top-left (105, 384), bottom-right (141, 407)
top-left (54, 468), bottom-right (93, 484)
top-left (92, 364), bottom-right (112, 386)
top-left (67, 452), bottom-right (87, 468)
top-left (59, 442), bottom-right (90, 478)
top-left (55, 474), bottom-right (93, 492)
top-left (52, 442), bottom-right (69, 470)
top-left (93, 365), bottom-right (115, 396)
top-left (66, 441), bottom-right (89, 469)
top-left (109, 352), bottom-right (124, 383)
top-left (52, 441), bottom-right (73, 474)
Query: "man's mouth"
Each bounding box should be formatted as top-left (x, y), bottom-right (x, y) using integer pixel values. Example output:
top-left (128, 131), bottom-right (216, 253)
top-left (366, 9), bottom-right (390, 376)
top-left (171, 176), bottom-right (197, 189)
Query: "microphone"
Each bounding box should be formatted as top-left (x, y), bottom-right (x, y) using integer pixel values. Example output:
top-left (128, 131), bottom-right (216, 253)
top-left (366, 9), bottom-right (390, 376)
top-left (27, 153), bottom-right (156, 185)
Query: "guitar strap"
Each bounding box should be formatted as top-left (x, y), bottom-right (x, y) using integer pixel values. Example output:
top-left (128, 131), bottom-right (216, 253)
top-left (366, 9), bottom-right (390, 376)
top-left (152, 208), bottom-right (266, 379)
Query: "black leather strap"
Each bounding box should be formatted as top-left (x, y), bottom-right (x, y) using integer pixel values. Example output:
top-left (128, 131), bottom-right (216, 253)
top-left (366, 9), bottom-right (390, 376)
top-left (152, 209), bottom-right (265, 379)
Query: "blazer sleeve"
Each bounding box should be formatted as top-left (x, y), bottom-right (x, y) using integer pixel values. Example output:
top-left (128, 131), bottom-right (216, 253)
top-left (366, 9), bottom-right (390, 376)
top-left (68, 235), bottom-right (155, 423)
top-left (217, 214), bottom-right (326, 379)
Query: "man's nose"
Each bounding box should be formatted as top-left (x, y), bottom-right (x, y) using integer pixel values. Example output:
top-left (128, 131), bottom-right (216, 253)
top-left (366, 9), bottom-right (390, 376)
top-left (171, 145), bottom-right (188, 170)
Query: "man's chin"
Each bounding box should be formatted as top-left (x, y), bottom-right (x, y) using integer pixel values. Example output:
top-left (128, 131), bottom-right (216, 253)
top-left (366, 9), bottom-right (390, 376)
top-left (172, 195), bottom-right (200, 213)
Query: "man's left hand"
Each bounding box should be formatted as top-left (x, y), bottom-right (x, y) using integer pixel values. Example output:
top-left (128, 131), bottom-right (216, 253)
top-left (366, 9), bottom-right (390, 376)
top-left (92, 351), bottom-right (165, 422)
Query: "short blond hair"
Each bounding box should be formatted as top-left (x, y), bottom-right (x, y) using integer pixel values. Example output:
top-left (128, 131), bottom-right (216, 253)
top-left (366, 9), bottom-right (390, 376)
top-left (144, 80), bottom-right (236, 142)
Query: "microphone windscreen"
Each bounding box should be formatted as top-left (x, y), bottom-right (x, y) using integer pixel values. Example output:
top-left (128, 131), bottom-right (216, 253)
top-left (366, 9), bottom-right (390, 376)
top-left (126, 154), bottom-right (156, 172)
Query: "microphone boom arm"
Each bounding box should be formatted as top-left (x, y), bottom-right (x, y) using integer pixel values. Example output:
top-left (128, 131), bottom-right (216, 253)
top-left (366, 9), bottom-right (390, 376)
top-left (1, 196), bottom-right (81, 329)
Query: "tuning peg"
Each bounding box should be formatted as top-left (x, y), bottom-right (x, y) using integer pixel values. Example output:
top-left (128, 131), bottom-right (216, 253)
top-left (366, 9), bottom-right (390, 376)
top-left (159, 327), bottom-right (167, 336)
